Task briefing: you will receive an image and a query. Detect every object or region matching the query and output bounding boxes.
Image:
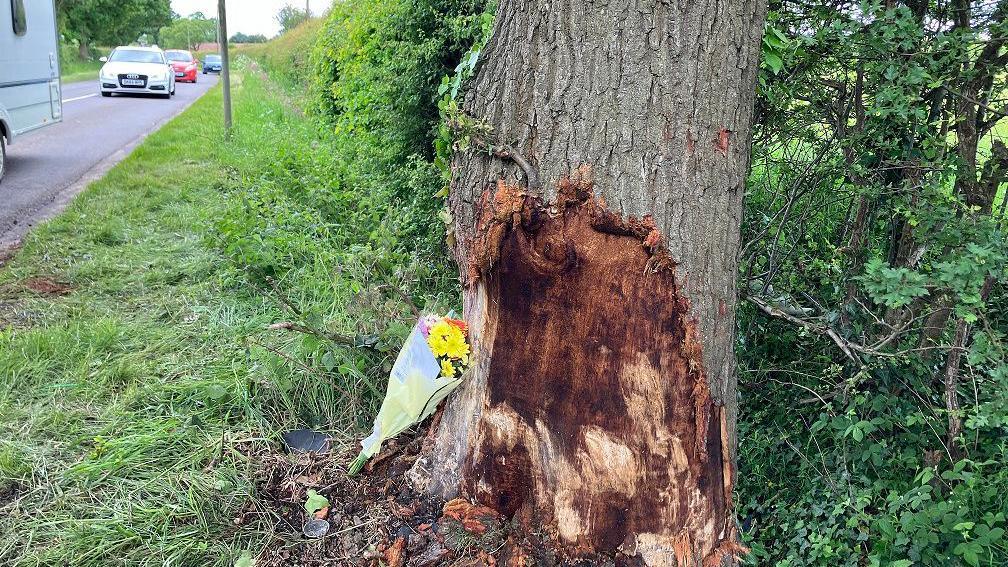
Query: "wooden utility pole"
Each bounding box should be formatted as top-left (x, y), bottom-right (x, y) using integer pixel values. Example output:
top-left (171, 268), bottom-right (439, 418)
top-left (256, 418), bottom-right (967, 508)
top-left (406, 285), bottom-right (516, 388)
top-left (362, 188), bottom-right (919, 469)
top-left (217, 0), bottom-right (232, 137)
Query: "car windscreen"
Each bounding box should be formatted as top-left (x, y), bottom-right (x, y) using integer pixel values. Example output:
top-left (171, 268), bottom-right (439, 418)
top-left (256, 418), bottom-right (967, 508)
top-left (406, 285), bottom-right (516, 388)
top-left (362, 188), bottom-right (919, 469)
top-left (165, 51), bottom-right (193, 62)
top-left (205, 55), bottom-right (221, 63)
top-left (109, 49), bottom-right (165, 64)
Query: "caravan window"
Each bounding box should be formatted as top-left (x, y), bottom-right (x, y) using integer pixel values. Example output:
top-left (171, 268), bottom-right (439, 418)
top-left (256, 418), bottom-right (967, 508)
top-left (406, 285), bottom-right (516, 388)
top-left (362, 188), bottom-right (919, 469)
top-left (11, 0), bottom-right (27, 36)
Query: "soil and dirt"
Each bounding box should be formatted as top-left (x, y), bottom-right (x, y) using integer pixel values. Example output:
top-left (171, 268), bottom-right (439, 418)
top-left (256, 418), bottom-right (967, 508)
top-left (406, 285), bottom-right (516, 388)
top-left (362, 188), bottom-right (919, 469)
top-left (19, 277), bottom-right (73, 296)
top-left (242, 415), bottom-right (660, 567)
top-left (240, 423), bottom-right (509, 567)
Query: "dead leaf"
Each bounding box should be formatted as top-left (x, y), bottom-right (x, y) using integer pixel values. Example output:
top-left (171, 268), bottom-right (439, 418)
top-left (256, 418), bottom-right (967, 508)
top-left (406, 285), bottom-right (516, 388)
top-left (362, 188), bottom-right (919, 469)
top-left (389, 500), bottom-right (415, 518)
top-left (442, 498), bottom-right (500, 536)
top-left (384, 537), bottom-right (405, 567)
top-left (294, 474), bottom-right (320, 487)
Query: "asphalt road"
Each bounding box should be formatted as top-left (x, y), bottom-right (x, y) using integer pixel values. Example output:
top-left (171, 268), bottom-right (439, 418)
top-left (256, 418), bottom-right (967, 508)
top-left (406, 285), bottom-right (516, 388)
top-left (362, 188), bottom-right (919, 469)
top-left (0, 74), bottom-right (219, 247)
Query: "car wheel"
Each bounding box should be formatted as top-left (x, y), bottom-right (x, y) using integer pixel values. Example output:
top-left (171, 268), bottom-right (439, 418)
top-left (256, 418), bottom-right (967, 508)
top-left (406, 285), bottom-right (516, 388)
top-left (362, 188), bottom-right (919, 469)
top-left (101, 92), bottom-right (112, 97)
top-left (160, 93), bottom-right (171, 99)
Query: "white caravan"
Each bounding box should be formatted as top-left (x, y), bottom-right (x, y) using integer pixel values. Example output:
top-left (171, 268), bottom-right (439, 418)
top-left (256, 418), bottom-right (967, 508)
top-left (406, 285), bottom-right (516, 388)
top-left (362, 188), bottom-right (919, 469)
top-left (0, 0), bottom-right (62, 182)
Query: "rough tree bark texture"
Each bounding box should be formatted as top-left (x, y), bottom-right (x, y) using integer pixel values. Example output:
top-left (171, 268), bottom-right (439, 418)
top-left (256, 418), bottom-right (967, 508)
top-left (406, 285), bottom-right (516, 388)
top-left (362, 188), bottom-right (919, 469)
top-left (410, 1), bottom-right (767, 564)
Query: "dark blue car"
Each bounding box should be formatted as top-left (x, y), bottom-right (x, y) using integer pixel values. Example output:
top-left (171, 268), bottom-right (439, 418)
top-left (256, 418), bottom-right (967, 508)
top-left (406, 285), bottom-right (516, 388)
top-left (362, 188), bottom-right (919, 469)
top-left (202, 54), bottom-right (222, 74)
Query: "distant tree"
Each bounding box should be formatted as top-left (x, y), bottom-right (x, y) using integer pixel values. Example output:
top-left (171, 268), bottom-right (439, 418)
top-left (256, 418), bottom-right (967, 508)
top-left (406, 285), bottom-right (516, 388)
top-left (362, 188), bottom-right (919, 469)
top-left (57, 0), bottom-right (172, 60)
top-left (276, 4), bottom-right (310, 34)
top-left (229, 32), bottom-right (268, 44)
top-left (158, 13), bottom-right (217, 51)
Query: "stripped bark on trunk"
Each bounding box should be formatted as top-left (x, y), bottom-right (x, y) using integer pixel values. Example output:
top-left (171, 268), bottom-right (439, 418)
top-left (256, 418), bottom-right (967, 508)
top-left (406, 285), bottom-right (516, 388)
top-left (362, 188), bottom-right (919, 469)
top-left (411, 1), bottom-right (767, 564)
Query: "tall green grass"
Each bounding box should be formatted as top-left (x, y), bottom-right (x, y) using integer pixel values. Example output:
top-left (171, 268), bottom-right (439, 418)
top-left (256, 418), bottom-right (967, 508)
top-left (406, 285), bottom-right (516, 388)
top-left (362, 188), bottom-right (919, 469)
top-left (60, 59), bottom-right (102, 83)
top-left (0, 59), bottom-right (401, 566)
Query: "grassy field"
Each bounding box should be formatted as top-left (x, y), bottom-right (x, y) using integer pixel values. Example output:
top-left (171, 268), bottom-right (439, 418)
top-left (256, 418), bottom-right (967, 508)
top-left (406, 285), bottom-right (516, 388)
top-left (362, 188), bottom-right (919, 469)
top-left (0, 60), bottom-right (347, 566)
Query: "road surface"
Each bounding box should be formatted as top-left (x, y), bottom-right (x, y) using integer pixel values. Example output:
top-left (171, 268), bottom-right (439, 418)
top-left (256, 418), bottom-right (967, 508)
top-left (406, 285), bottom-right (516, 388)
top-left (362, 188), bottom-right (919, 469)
top-left (0, 75), bottom-right (218, 247)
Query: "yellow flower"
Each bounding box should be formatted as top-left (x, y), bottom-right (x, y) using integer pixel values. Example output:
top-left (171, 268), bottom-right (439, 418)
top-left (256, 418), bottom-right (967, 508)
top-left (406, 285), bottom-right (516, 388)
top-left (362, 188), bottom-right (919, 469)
top-left (440, 358), bottom-right (456, 377)
top-left (428, 333), bottom-right (449, 358)
top-left (427, 320), bottom-right (466, 359)
top-left (442, 331), bottom-right (470, 360)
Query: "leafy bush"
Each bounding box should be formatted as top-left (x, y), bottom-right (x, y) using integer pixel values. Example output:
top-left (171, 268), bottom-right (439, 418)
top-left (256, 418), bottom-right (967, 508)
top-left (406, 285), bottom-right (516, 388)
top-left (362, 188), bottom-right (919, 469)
top-left (737, 1), bottom-right (1008, 565)
top-left (307, 0), bottom-right (490, 258)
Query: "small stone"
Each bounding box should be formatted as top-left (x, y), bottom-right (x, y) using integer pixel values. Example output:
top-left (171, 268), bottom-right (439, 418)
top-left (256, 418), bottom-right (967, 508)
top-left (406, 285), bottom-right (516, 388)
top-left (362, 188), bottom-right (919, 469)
top-left (303, 518), bottom-right (330, 539)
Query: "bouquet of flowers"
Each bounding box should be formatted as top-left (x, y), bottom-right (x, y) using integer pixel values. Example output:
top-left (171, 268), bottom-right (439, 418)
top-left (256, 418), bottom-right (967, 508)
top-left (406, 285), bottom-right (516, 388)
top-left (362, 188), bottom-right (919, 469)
top-left (348, 314), bottom-right (470, 475)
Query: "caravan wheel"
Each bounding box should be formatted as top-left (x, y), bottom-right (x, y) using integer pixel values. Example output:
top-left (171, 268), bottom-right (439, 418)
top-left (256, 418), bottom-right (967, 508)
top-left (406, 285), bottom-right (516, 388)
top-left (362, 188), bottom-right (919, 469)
top-left (0, 136), bottom-right (6, 184)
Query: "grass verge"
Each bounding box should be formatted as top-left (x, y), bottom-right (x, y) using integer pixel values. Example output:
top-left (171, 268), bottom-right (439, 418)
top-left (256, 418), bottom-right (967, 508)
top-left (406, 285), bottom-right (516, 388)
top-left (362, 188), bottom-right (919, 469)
top-left (0, 59), bottom-right (358, 566)
top-left (61, 59), bottom-right (102, 84)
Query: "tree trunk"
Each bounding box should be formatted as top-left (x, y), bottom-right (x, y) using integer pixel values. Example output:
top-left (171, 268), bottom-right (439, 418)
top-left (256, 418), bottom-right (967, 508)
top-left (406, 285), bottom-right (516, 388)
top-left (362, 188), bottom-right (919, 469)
top-left (412, 0), bottom-right (767, 564)
top-left (78, 38), bottom-right (90, 61)
top-left (942, 317), bottom-right (968, 463)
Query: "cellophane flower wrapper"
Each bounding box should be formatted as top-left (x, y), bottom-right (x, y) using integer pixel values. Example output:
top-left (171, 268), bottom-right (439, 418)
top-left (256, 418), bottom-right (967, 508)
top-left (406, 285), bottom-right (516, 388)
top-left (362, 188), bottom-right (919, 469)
top-left (348, 316), bottom-right (465, 475)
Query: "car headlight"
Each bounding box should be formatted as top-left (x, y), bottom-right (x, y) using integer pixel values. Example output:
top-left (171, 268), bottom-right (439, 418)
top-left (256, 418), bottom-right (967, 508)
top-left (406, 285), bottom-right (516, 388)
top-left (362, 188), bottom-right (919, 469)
top-left (100, 68), bottom-right (114, 80)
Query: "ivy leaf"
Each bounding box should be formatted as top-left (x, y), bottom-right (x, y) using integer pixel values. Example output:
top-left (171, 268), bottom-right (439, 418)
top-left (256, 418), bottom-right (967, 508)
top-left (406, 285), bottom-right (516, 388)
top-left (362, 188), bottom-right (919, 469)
top-left (304, 489), bottom-right (329, 515)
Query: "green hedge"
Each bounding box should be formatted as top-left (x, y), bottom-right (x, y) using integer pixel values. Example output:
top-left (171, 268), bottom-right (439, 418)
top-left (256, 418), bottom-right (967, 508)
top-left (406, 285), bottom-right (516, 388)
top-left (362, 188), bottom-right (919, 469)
top-left (306, 0), bottom-right (490, 260)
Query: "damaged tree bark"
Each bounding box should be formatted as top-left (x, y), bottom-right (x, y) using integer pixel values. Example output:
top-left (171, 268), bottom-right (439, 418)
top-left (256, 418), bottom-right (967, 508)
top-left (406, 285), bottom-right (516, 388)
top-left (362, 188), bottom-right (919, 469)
top-left (411, 1), bottom-right (767, 564)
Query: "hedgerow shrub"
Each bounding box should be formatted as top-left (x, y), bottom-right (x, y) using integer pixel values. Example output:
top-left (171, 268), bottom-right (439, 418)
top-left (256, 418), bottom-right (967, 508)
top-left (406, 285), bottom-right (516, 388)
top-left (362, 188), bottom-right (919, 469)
top-left (238, 17), bottom-right (325, 88)
top-left (221, 0), bottom-right (490, 288)
top-left (308, 0), bottom-right (490, 259)
top-left (734, 3), bottom-right (1008, 565)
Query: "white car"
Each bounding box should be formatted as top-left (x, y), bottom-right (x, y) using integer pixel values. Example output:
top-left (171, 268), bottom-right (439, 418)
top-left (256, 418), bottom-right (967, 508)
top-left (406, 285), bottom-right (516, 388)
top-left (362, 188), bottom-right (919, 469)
top-left (98, 46), bottom-right (176, 99)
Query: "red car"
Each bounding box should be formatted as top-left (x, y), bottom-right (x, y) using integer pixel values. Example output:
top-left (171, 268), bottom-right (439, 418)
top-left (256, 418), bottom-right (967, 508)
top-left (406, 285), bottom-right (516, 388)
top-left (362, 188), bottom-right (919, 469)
top-left (165, 50), bottom-right (198, 83)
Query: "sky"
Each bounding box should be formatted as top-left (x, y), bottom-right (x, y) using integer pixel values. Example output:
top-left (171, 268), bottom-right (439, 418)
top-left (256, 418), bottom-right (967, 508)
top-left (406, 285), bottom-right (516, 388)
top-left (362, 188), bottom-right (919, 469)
top-left (170, 1), bottom-right (332, 37)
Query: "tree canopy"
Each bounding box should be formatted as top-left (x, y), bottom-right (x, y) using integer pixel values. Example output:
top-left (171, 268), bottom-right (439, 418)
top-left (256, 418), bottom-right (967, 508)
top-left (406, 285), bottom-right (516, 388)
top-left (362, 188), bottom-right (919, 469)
top-left (57, 0), bottom-right (172, 50)
top-left (276, 4), bottom-right (310, 34)
top-left (230, 32), bottom-right (268, 44)
top-left (158, 12), bottom-right (217, 51)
